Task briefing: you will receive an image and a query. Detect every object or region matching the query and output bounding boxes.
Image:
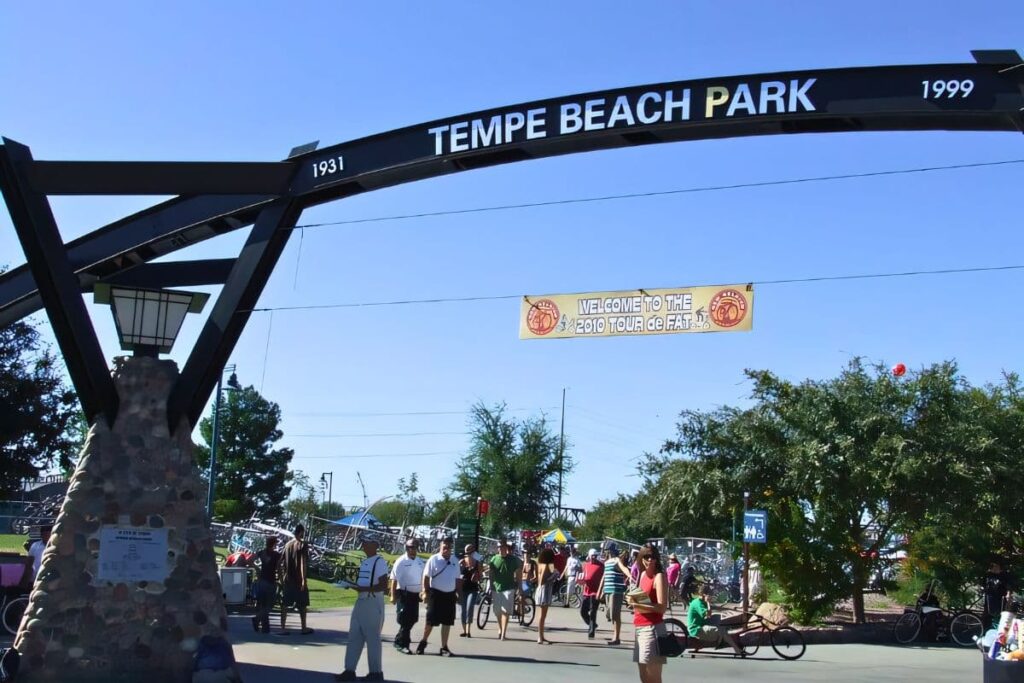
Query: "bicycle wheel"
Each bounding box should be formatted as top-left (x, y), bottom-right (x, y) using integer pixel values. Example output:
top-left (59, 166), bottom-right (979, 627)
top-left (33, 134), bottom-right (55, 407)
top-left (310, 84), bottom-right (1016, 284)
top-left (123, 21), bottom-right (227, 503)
top-left (770, 626), bottom-right (806, 660)
top-left (520, 596), bottom-right (535, 627)
top-left (893, 611), bottom-right (922, 644)
top-left (476, 595), bottom-right (491, 629)
top-left (739, 628), bottom-right (761, 657)
top-left (557, 583), bottom-right (568, 606)
top-left (950, 611), bottom-right (984, 647)
top-left (568, 588), bottom-right (581, 609)
top-left (2, 596), bottom-right (28, 635)
top-left (712, 585), bottom-right (731, 607)
top-left (662, 618), bottom-right (689, 655)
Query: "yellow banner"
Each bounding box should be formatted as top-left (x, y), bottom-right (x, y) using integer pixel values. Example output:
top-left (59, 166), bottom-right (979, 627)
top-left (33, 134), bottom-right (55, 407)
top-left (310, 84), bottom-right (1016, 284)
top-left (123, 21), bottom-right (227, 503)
top-left (519, 284), bottom-right (753, 339)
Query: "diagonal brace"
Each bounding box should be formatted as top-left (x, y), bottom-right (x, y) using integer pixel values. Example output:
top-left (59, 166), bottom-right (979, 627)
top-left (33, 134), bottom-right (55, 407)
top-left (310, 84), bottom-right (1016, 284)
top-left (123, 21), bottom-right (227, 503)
top-left (166, 198), bottom-right (302, 433)
top-left (0, 139), bottom-right (119, 426)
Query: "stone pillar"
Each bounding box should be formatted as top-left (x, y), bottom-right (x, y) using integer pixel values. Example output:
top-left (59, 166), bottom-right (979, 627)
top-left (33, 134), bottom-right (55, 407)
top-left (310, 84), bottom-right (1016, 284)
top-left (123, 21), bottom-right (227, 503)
top-left (14, 356), bottom-right (240, 683)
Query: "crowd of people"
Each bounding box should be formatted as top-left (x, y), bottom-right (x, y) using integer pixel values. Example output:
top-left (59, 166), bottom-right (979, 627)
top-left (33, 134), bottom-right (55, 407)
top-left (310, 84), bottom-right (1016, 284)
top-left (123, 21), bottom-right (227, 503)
top-left (245, 524), bottom-right (749, 683)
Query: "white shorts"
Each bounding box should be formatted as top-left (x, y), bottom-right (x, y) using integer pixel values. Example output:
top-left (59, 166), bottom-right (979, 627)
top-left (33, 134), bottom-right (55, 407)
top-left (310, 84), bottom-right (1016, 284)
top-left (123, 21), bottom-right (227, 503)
top-left (493, 589), bottom-right (516, 617)
top-left (633, 624), bottom-right (668, 665)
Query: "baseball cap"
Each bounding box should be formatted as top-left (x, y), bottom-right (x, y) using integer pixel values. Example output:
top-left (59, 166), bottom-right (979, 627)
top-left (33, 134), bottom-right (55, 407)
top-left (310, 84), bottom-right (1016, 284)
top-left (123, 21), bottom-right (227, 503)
top-left (605, 542), bottom-right (619, 554)
top-left (404, 538), bottom-right (418, 547)
top-left (359, 531), bottom-right (381, 544)
top-left (499, 538), bottom-right (512, 547)
top-left (587, 548), bottom-right (599, 558)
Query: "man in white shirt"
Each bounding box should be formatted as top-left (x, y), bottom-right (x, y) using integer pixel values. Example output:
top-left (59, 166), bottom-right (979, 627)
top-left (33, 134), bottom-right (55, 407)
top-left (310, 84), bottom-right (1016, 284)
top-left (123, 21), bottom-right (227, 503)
top-left (336, 532), bottom-right (389, 682)
top-left (28, 525), bottom-right (51, 579)
top-left (562, 546), bottom-right (582, 608)
top-left (416, 538), bottom-right (462, 656)
top-left (389, 538), bottom-right (425, 654)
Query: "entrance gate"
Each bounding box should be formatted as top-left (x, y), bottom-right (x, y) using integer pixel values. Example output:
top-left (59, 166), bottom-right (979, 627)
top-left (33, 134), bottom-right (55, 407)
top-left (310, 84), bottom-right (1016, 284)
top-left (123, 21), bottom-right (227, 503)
top-left (1, 51), bottom-right (1021, 427)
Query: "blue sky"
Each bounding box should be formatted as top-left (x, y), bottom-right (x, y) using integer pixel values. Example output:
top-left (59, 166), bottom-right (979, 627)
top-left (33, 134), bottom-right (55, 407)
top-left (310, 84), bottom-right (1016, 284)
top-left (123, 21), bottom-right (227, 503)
top-left (2, 2), bottom-right (1022, 515)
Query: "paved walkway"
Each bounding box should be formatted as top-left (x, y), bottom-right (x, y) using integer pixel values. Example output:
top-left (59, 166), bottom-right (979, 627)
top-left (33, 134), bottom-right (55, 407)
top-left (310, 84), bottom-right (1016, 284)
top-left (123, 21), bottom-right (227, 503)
top-left (231, 602), bottom-right (982, 682)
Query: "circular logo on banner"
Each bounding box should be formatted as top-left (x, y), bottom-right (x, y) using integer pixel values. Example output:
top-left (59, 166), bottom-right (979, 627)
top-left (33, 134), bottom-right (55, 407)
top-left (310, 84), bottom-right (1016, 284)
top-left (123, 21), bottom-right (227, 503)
top-left (526, 299), bottom-right (560, 336)
top-left (709, 289), bottom-right (748, 328)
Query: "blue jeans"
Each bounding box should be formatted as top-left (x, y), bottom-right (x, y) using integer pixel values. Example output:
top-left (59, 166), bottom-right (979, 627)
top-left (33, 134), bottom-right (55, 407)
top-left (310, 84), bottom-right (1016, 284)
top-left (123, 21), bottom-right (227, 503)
top-left (460, 590), bottom-right (480, 626)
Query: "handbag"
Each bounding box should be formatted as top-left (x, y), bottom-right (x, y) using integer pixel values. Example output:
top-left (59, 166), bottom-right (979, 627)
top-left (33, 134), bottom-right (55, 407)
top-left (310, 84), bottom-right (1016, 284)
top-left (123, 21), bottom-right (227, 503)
top-left (657, 631), bottom-right (684, 657)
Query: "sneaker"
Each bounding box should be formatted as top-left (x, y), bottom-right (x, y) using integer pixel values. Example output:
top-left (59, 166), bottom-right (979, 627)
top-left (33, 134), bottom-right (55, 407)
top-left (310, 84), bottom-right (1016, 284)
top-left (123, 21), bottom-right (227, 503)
top-left (415, 641), bottom-right (427, 655)
top-left (363, 673), bottom-right (384, 682)
top-left (400, 647), bottom-right (413, 655)
top-left (458, 632), bottom-right (467, 637)
top-left (607, 639), bottom-right (621, 645)
top-left (439, 647), bottom-right (453, 657)
top-left (588, 632), bottom-right (595, 639)
top-left (334, 671), bottom-right (356, 682)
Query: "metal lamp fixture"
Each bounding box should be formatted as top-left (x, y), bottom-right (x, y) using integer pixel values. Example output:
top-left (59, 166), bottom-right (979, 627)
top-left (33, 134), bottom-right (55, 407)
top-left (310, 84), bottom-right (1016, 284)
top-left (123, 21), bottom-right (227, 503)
top-left (94, 284), bottom-right (209, 356)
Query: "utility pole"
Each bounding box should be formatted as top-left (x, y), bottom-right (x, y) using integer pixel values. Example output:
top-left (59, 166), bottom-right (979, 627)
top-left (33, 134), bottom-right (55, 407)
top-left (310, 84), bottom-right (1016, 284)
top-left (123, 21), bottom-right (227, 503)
top-left (557, 387), bottom-right (566, 515)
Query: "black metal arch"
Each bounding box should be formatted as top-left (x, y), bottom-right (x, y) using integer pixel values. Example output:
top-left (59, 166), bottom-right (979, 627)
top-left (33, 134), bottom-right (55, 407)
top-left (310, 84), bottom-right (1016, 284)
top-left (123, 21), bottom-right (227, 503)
top-left (2, 51), bottom-right (1022, 428)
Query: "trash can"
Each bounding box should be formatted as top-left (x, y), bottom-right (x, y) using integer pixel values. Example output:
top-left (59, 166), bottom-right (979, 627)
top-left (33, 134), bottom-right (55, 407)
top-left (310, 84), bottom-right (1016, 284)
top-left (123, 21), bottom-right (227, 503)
top-left (983, 655), bottom-right (1024, 683)
top-left (219, 566), bottom-right (249, 605)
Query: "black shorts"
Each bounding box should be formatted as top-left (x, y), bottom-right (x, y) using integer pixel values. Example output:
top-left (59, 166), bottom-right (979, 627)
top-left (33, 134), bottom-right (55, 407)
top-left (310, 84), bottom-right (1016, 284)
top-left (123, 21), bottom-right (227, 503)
top-left (426, 589), bottom-right (457, 626)
top-left (281, 583), bottom-right (309, 609)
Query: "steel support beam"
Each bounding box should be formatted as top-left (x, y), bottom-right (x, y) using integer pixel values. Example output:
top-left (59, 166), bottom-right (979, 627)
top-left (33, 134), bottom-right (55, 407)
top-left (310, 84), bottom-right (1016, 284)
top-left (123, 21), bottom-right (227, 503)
top-left (26, 160), bottom-right (295, 195)
top-left (100, 259), bottom-right (236, 290)
top-left (0, 140), bottom-right (119, 426)
top-left (166, 199), bottom-right (302, 433)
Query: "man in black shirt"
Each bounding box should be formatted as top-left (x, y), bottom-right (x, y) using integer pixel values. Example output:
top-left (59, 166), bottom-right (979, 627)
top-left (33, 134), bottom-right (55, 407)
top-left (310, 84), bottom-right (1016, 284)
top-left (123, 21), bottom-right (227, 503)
top-left (984, 561), bottom-right (1012, 629)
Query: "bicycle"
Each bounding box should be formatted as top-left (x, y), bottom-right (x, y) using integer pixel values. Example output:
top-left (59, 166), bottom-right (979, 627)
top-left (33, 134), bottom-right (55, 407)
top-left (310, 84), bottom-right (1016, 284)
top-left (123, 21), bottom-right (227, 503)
top-left (475, 587), bottom-right (534, 628)
top-left (663, 612), bottom-right (806, 661)
top-left (892, 581), bottom-right (984, 648)
top-left (0, 589), bottom-right (29, 636)
top-left (558, 581), bottom-right (582, 608)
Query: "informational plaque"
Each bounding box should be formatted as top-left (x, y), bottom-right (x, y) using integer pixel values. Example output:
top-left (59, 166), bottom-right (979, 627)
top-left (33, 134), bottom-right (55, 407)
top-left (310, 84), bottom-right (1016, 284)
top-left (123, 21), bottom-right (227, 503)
top-left (97, 526), bottom-right (169, 582)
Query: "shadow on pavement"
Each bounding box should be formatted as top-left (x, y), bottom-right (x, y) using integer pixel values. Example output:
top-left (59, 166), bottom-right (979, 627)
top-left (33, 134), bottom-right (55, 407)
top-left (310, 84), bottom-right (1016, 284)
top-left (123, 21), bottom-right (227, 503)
top-left (457, 653), bottom-right (599, 666)
top-left (237, 663), bottom-right (414, 682)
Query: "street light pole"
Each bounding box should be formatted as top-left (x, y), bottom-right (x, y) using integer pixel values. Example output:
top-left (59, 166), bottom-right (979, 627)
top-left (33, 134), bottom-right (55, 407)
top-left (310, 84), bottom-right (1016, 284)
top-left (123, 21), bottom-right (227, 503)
top-left (742, 491), bottom-right (750, 617)
top-left (557, 387), bottom-right (565, 514)
top-left (206, 364), bottom-right (235, 520)
top-left (320, 472), bottom-right (333, 518)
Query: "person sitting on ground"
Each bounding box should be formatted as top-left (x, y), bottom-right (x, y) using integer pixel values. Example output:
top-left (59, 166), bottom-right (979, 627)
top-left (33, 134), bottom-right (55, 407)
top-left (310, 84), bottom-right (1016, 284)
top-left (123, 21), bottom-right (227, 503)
top-left (687, 584), bottom-right (742, 655)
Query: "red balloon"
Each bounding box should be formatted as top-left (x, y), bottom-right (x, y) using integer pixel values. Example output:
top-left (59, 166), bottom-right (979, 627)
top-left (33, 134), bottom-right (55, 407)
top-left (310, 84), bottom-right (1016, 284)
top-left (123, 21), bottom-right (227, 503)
top-left (892, 363), bottom-right (906, 377)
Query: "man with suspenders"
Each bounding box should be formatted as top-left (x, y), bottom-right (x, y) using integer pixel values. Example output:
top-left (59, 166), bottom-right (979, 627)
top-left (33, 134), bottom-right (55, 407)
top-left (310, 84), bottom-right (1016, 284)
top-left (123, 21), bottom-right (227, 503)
top-left (336, 532), bottom-right (390, 682)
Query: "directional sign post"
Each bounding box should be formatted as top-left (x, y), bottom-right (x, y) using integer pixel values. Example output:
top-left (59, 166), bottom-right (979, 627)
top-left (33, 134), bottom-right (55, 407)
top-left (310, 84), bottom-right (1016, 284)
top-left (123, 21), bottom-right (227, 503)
top-left (743, 510), bottom-right (768, 544)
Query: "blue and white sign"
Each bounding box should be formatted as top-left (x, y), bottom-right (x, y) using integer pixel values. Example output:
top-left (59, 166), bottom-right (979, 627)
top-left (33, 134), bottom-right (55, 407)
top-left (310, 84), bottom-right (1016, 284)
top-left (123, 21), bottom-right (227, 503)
top-left (743, 510), bottom-right (768, 544)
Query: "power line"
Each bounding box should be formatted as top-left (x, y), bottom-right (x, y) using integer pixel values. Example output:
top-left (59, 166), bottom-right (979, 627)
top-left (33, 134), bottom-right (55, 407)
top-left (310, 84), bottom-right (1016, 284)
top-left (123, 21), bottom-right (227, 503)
top-left (291, 159), bottom-right (1024, 230)
top-left (289, 406), bottom-right (559, 417)
top-left (290, 450), bottom-right (461, 459)
top-left (249, 263), bottom-right (1024, 313)
top-left (288, 431), bottom-right (467, 438)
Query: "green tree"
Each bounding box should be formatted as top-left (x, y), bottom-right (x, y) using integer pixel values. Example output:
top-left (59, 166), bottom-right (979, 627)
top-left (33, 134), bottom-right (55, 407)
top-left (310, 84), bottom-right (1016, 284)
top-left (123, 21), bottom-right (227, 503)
top-left (396, 472), bottom-right (428, 526)
top-left (450, 402), bottom-right (569, 536)
top-left (651, 359), bottom-right (990, 623)
top-left (283, 470), bottom-right (320, 522)
top-left (577, 492), bottom-right (661, 543)
top-left (195, 374), bottom-right (293, 521)
top-left (0, 317), bottom-right (80, 494)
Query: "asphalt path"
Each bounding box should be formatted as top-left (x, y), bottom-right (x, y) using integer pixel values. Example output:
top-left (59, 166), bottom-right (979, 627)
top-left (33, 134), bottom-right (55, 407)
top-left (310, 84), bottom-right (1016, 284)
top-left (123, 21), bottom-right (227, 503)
top-left (231, 602), bottom-right (983, 683)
